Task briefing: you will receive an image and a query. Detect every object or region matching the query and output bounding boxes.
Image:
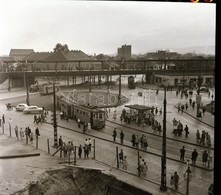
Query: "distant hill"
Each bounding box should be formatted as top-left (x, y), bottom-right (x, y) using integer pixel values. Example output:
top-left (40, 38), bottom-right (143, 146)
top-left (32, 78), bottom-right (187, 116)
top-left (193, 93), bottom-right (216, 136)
top-left (168, 45), bottom-right (215, 55)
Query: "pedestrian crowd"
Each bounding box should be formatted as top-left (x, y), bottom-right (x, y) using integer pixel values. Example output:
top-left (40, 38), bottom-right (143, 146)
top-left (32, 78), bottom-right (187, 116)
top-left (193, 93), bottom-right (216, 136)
top-left (179, 145), bottom-right (212, 168)
top-left (58, 136), bottom-right (93, 159)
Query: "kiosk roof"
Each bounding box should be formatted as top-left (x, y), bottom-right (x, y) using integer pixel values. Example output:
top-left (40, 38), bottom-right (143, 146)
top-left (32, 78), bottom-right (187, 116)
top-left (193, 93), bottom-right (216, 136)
top-left (125, 104), bottom-right (152, 111)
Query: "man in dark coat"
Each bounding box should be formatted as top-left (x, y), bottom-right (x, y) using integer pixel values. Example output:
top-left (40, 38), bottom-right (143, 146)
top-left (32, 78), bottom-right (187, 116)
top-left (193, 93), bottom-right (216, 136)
top-left (191, 149), bottom-right (198, 164)
top-left (180, 146), bottom-right (185, 161)
top-left (113, 128), bottom-right (117, 142)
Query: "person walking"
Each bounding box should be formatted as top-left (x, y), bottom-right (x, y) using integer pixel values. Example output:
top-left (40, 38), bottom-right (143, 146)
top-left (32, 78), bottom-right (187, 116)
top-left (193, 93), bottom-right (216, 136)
top-left (119, 149), bottom-right (124, 164)
top-left (122, 156), bottom-right (128, 170)
top-left (174, 172), bottom-right (179, 190)
top-left (35, 127), bottom-right (40, 137)
top-left (87, 122), bottom-right (91, 132)
top-left (120, 130), bottom-right (124, 144)
top-left (77, 118), bottom-right (81, 128)
top-left (30, 132), bottom-right (34, 144)
top-left (78, 145), bottom-right (82, 158)
top-left (113, 110), bottom-right (117, 120)
top-left (202, 150), bottom-right (209, 166)
top-left (202, 107), bottom-right (206, 116)
top-left (33, 115), bottom-right (38, 123)
top-left (131, 134), bottom-right (136, 147)
top-left (113, 128), bottom-right (117, 142)
top-left (191, 149), bottom-right (198, 164)
top-left (88, 138), bottom-right (92, 151)
top-left (2, 114), bottom-right (5, 124)
top-left (192, 101), bottom-right (195, 109)
top-left (180, 146), bottom-right (185, 161)
top-left (184, 125), bottom-right (189, 137)
top-left (142, 162), bottom-right (148, 177)
top-left (59, 136), bottom-right (63, 147)
top-left (196, 130), bottom-right (200, 143)
top-left (14, 125), bottom-right (19, 140)
top-left (185, 102), bottom-right (188, 110)
top-left (19, 128), bottom-right (24, 140)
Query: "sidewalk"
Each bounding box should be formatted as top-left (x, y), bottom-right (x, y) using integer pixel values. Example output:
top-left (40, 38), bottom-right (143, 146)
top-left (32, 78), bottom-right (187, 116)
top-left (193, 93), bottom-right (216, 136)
top-left (0, 131), bottom-right (181, 195)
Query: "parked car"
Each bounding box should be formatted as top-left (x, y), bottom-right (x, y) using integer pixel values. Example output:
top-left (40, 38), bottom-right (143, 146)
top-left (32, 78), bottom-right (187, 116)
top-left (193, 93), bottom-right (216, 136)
top-left (16, 103), bottom-right (28, 111)
top-left (23, 106), bottom-right (43, 114)
top-left (29, 84), bottom-right (39, 92)
top-left (199, 87), bottom-right (209, 93)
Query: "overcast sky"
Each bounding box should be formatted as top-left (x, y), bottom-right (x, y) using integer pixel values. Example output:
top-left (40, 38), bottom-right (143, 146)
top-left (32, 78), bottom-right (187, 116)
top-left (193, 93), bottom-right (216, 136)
top-left (0, 0), bottom-right (216, 56)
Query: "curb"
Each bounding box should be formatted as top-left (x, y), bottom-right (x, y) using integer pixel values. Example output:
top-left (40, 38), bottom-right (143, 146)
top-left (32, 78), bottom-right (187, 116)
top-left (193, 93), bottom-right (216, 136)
top-left (174, 106), bottom-right (214, 128)
top-left (0, 153), bottom-right (40, 159)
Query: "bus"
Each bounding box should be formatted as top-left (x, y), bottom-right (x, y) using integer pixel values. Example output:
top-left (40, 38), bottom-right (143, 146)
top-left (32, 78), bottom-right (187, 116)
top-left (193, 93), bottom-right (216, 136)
top-left (39, 83), bottom-right (60, 95)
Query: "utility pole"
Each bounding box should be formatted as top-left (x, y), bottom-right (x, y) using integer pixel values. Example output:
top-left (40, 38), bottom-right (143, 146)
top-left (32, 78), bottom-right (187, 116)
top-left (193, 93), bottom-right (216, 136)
top-left (196, 74), bottom-right (202, 117)
top-left (53, 82), bottom-right (58, 147)
top-left (118, 62), bottom-right (122, 105)
top-left (25, 66), bottom-right (30, 106)
top-left (160, 87), bottom-right (167, 191)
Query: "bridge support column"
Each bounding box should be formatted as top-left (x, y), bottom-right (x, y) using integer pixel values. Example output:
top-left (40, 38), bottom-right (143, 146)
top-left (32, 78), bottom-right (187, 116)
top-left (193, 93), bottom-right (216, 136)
top-left (72, 75), bottom-right (76, 86)
top-left (93, 75), bottom-right (96, 85)
top-left (8, 76), bottom-right (11, 91)
top-left (67, 76), bottom-right (69, 86)
top-left (98, 75), bottom-right (101, 85)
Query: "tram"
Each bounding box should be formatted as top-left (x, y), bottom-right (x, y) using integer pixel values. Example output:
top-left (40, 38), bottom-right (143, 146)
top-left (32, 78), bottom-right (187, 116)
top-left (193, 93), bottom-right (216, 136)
top-left (58, 97), bottom-right (106, 130)
top-left (128, 76), bottom-right (136, 89)
top-left (39, 83), bottom-right (60, 95)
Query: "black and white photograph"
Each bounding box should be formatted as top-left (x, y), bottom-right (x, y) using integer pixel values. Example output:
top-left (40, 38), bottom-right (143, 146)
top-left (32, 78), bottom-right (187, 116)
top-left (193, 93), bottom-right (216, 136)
top-left (0, 0), bottom-right (216, 195)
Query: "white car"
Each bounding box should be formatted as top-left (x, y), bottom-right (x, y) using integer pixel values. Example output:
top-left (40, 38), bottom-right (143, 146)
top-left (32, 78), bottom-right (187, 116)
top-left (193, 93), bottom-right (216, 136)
top-left (16, 103), bottom-right (29, 111)
top-left (23, 106), bottom-right (43, 114)
top-left (199, 87), bottom-right (209, 93)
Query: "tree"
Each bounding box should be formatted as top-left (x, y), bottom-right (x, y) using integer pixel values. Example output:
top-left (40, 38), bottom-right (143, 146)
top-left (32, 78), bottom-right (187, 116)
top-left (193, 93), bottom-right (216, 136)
top-left (53, 43), bottom-right (69, 53)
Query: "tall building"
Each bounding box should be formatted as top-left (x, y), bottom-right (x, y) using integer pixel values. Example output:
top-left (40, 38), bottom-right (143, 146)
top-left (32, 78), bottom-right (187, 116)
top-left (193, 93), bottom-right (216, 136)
top-left (117, 44), bottom-right (131, 59)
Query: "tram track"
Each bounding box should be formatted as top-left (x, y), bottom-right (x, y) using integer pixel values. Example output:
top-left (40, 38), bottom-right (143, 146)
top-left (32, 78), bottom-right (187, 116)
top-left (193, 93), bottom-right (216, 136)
top-left (45, 121), bottom-right (213, 171)
top-left (106, 119), bottom-right (214, 150)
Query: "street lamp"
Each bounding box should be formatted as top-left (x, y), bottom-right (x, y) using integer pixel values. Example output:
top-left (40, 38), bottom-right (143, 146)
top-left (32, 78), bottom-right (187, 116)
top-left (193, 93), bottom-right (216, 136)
top-left (149, 89), bottom-right (151, 106)
top-left (53, 81), bottom-right (58, 147)
top-left (196, 74), bottom-right (202, 117)
top-left (160, 87), bottom-right (167, 191)
top-left (24, 61), bottom-right (30, 106)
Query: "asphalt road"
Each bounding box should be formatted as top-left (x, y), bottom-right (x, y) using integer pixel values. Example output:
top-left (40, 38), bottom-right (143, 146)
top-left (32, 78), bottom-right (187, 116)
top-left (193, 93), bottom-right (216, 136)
top-left (0, 84), bottom-right (214, 195)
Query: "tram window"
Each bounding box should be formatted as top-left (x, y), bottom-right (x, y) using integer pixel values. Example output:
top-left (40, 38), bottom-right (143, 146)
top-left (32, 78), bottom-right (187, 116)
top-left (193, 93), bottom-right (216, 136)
top-left (99, 113), bottom-right (103, 120)
top-left (77, 109), bottom-right (79, 113)
top-left (93, 113), bottom-right (98, 119)
top-left (83, 111), bottom-right (85, 115)
top-left (80, 111), bottom-right (82, 114)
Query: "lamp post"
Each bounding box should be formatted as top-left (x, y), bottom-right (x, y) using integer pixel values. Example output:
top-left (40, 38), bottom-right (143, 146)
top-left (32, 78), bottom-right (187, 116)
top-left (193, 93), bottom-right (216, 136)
top-left (196, 74), bottom-right (202, 117)
top-left (149, 89), bottom-right (151, 106)
top-left (118, 60), bottom-right (125, 105)
top-left (118, 66), bottom-right (121, 105)
top-left (53, 81), bottom-right (58, 147)
top-left (24, 61), bottom-right (30, 106)
top-left (160, 87), bottom-right (167, 191)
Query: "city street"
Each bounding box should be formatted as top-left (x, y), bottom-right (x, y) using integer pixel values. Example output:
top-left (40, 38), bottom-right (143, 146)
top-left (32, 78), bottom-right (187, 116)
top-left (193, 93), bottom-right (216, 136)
top-left (0, 83), bottom-right (214, 195)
